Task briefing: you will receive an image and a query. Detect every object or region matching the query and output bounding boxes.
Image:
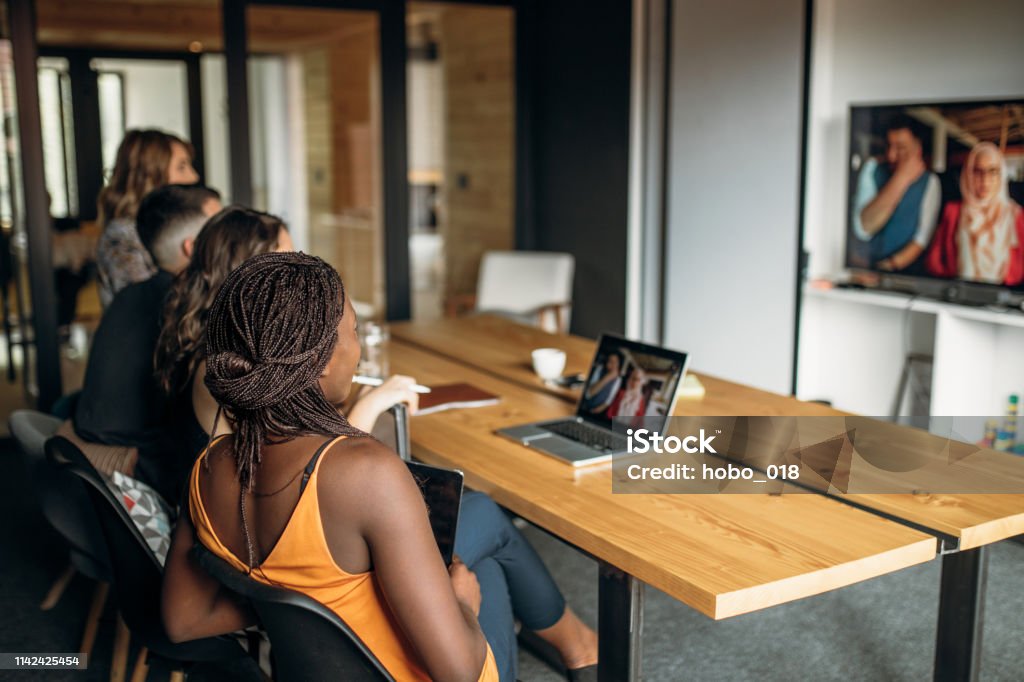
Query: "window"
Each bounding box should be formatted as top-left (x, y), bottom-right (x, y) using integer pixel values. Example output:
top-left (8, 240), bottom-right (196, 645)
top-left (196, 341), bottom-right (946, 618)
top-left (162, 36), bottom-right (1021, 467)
top-left (37, 58), bottom-right (77, 218)
top-left (96, 70), bottom-right (125, 178)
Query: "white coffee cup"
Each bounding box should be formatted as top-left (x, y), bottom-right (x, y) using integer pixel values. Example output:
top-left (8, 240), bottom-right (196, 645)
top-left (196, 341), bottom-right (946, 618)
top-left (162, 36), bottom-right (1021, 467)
top-left (531, 348), bottom-right (567, 381)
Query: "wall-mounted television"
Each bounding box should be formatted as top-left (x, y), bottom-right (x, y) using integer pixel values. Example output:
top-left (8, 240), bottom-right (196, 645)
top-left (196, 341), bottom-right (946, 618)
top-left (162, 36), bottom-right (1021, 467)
top-left (846, 98), bottom-right (1024, 302)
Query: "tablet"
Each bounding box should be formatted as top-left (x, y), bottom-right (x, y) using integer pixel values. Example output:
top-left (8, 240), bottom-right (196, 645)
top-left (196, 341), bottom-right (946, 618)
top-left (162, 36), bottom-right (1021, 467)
top-left (406, 461), bottom-right (464, 566)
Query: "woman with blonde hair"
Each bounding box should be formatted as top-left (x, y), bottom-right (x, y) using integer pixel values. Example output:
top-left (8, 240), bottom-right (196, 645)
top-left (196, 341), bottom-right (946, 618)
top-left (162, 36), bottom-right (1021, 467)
top-left (96, 129), bottom-right (200, 305)
top-left (926, 141), bottom-right (1024, 285)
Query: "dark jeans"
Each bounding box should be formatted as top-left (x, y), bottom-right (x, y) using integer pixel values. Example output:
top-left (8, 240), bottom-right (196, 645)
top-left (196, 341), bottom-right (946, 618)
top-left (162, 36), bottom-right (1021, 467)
top-left (455, 491), bottom-right (567, 682)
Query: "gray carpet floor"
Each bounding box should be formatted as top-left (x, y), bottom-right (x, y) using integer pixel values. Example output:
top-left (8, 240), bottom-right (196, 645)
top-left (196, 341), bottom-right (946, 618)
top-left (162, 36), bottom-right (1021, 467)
top-left (2, 438), bottom-right (1020, 681)
top-left (516, 525), bottom-right (1023, 681)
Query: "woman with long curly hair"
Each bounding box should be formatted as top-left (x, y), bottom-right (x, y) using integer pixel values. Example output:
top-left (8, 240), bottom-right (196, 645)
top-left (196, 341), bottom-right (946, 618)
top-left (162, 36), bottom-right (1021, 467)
top-left (96, 129), bottom-right (200, 305)
top-left (155, 206), bottom-right (293, 470)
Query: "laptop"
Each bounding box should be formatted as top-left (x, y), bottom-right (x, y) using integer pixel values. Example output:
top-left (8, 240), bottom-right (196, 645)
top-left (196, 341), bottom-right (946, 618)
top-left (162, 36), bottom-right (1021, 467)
top-left (406, 461), bottom-right (463, 566)
top-left (497, 334), bottom-right (689, 467)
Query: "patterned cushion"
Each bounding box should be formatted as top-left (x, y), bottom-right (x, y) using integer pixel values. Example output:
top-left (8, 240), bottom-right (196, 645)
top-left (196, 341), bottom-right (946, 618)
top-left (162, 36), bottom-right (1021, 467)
top-left (109, 471), bottom-right (173, 566)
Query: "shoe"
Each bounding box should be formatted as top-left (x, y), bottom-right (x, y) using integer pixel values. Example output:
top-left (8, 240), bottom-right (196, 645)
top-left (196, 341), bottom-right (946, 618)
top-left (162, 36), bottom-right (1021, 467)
top-left (566, 664), bottom-right (597, 682)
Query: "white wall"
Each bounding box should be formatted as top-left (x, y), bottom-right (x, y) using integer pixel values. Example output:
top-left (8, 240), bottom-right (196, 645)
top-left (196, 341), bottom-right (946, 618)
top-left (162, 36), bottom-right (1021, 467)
top-left (803, 0), bottom-right (1024, 279)
top-left (664, 0), bottom-right (805, 394)
top-left (798, 0), bottom-right (1024, 413)
top-left (93, 59), bottom-right (189, 139)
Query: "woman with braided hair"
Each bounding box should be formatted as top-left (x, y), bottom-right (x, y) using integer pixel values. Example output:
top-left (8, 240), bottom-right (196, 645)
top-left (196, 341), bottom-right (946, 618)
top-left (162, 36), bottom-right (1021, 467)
top-left (155, 205), bottom-right (428, 486)
top-left (161, 253), bottom-right (598, 682)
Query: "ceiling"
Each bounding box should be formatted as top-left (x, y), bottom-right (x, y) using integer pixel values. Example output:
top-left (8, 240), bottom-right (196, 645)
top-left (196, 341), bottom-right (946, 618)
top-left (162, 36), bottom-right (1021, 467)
top-left (35, 0), bottom-right (376, 53)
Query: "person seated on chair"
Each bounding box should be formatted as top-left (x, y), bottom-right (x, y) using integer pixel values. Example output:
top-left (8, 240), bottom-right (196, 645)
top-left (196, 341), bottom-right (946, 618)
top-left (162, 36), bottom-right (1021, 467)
top-left (73, 184), bottom-right (221, 499)
top-left (157, 217), bottom-right (599, 682)
top-left (161, 253), bottom-right (599, 682)
top-left (96, 130), bottom-right (202, 306)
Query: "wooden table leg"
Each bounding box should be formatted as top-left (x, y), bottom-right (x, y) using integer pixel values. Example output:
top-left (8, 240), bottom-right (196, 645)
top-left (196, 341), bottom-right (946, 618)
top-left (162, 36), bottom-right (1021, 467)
top-left (111, 613), bottom-right (130, 682)
top-left (598, 562), bottom-right (644, 682)
top-left (934, 546), bottom-right (987, 682)
top-left (130, 647), bottom-right (148, 682)
top-left (40, 563), bottom-right (76, 610)
top-left (79, 582), bottom-right (109, 657)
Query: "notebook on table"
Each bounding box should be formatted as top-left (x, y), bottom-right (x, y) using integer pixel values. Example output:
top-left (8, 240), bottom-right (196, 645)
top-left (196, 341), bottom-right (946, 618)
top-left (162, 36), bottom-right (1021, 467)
top-left (496, 334), bottom-right (689, 467)
top-left (406, 461), bottom-right (463, 566)
top-left (418, 383), bottom-right (500, 416)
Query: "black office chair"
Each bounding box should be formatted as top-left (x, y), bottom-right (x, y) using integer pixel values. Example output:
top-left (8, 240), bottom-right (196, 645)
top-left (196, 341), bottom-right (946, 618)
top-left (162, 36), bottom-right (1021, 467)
top-left (192, 542), bottom-right (395, 682)
top-left (9, 411), bottom-right (113, 658)
top-left (46, 436), bottom-right (247, 679)
top-left (371, 402), bottom-right (411, 461)
top-left (9, 412), bottom-right (108, 587)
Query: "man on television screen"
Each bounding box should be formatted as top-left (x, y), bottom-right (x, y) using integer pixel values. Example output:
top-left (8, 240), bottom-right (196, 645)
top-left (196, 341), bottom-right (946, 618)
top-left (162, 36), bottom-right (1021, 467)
top-left (852, 114), bottom-right (941, 272)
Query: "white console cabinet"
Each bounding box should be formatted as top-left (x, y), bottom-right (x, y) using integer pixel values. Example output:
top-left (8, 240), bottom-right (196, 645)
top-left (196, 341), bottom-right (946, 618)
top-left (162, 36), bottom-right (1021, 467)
top-left (797, 286), bottom-right (1024, 441)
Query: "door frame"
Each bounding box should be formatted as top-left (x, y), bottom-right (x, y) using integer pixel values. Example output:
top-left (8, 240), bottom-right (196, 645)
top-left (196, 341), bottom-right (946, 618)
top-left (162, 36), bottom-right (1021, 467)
top-left (225, 0), bottom-right (412, 319)
top-left (226, 0), bottom-right (525, 321)
top-left (8, 0), bottom-right (62, 409)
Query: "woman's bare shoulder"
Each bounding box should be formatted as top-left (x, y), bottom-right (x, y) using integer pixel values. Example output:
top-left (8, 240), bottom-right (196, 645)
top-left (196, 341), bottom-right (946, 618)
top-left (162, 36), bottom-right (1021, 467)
top-left (317, 437), bottom-right (420, 508)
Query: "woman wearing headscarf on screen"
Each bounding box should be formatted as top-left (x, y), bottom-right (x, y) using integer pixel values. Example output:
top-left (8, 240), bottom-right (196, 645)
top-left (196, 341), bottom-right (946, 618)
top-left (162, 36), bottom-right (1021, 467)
top-left (605, 368), bottom-right (648, 429)
top-left (926, 141), bottom-right (1024, 285)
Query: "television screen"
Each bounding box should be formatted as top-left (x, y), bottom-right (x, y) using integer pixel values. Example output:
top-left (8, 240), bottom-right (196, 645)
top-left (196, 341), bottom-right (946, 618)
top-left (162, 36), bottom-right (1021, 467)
top-left (846, 99), bottom-right (1024, 288)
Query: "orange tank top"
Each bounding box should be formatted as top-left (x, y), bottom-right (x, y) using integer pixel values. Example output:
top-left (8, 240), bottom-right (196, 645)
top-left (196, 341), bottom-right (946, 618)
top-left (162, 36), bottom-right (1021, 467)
top-left (189, 436), bottom-right (498, 682)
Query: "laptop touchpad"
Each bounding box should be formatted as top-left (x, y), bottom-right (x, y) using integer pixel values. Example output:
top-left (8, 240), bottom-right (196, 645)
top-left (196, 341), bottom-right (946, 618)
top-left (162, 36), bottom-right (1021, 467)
top-left (536, 436), bottom-right (589, 458)
top-left (501, 424), bottom-right (552, 441)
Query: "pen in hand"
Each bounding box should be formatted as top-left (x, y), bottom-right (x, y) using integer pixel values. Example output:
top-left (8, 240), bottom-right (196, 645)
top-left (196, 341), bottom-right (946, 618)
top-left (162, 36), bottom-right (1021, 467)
top-left (353, 375), bottom-right (432, 394)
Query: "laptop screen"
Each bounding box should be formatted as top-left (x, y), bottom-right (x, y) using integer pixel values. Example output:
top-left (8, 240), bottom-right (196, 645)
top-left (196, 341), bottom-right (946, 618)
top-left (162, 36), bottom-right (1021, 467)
top-left (576, 335), bottom-right (689, 432)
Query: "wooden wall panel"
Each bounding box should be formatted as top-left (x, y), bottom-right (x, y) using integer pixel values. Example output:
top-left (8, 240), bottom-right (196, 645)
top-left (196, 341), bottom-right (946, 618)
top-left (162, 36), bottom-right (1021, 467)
top-left (438, 6), bottom-right (514, 301)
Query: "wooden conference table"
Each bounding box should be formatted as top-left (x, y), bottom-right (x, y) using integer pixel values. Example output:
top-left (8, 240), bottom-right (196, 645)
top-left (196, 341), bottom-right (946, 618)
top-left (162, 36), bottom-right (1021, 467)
top-left (393, 316), bottom-right (1024, 682)
top-left (390, 316), bottom-right (1024, 682)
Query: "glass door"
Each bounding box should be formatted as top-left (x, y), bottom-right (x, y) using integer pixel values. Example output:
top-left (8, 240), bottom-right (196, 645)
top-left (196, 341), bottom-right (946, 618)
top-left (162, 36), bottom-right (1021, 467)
top-left (245, 4), bottom-right (387, 320)
top-left (405, 2), bottom-right (515, 322)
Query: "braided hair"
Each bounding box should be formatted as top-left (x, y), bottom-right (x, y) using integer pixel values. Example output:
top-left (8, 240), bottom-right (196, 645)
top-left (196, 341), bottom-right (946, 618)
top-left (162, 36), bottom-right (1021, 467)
top-left (204, 251), bottom-right (365, 491)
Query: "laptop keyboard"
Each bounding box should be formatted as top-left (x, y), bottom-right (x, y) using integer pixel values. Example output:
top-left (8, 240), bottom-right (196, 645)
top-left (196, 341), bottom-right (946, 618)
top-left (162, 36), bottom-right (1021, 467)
top-left (545, 420), bottom-right (628, 451)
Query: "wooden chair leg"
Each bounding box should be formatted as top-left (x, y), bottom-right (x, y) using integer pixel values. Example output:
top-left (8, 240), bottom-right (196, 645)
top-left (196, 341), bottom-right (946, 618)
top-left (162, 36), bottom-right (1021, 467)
top-left (129, 647), bottom-right (148, 682)
top-left (40, 563), bottom-right (76, 610)
top-left (79, 582), bottom-right (109, 657)
top-left (110, 613), bottom-right (130, 682)
top-left (168, 671), bottom-right (185, 682)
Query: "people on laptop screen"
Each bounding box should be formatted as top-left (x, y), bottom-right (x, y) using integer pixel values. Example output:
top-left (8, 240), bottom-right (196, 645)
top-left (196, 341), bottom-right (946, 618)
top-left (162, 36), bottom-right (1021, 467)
top-left (583, 342), bottom-right (683, 425)
top-left (582, 350), bottom-right (623, 414)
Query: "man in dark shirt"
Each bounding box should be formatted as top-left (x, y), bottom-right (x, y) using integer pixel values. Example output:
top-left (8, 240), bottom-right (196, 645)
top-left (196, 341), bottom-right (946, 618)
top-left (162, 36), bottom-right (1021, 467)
top-left (74, 184), bottom-right (221, 499)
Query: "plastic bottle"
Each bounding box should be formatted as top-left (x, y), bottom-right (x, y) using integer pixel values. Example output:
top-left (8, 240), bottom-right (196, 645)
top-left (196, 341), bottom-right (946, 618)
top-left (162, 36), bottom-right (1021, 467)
top-left (996, 394), bottom-right (1018, 452)
top-left (982, 419), bottom-right (998, 448)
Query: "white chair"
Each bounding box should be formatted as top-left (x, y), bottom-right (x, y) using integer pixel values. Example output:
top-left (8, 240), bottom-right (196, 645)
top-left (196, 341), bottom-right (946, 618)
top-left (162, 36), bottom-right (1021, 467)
top-left (448, 251), bottom-right (575, 334)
